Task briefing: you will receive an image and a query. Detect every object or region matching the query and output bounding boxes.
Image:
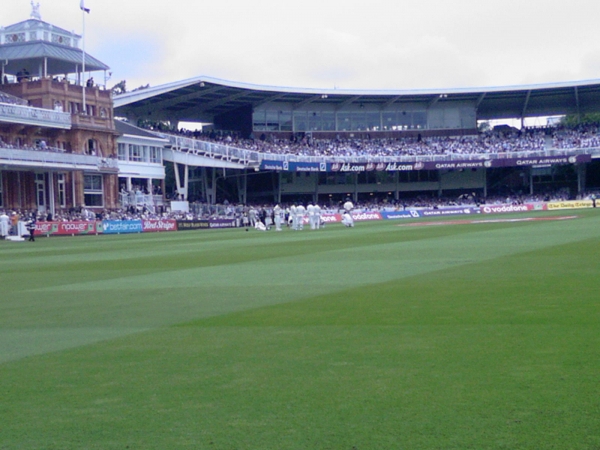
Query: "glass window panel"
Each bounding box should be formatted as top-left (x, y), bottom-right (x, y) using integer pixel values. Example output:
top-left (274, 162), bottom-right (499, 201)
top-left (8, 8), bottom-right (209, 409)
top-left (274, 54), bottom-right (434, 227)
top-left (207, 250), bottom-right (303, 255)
top-left (280, 111), bottom-right (292, 131)
top-left (308, 112), bottom-right (321, 131)
top-left (337, 112), bottom-right (352, 131)
top-left (397, 110), bottom-right (412, 129)
top-left (84, 174), bottom-right (103, 191)
top-left (265, 111), bottom-right (279, 131)
top-left (84, 194), bottom-right (103, 207)
top-left (366, 111), bottom-right (380, 131)
top-left (253, 111), bottom-right (266, 131)
top-left (352, 111), bottom-right (367, 131)
top-left (414, 111), bottom-right (427, 129)
top-left (118, 143), bottom-right (127, 160)
top-left (321, 112), bottom-right (335, 131)
top-left (293, 111), bottom-right (307, 132)
top-left (382, 111), bottom-right (396, 130)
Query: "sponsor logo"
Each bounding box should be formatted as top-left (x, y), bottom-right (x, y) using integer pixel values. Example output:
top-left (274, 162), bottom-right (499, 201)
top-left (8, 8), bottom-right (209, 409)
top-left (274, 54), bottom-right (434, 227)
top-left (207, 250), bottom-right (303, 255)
top-left (385, 162), bottom-right (414, 171)
top-left (262, 163), bottom-right (285, 171)
top-left (208, 220), bottom-right (236, 228)
top-left (320, 214), bottom-right (341, 223)
top-left (547, 201), bottom-right (593, 210)
top-left (350, 212), bottom-right (382, 221)
top-left (339, 163), bottom-right (366, 172)
top-left (176, 220), bottom-right (209, 230)
top-left (143, 220), bottom-right (177, 232)
top-left (34, 221), bottom-right (98, 235)
top-left (62, 222), bottom-right (94, 232)
top-left (434, 161), bottom-right (485, 169)
top-left (482, 204), bottom-right (530, 214)
top-left (294, 165), bottom-right (320, 172)
top-left (381, 210), bottom-right (417, 220)
top-left (35, 222), bottom-right (56, 233)
top-left (102, 220), bottom-right (143, 234)
top-left (421, 208), bottom-right (478, 217)
top-left (516, 157), bottom-right (574, 166)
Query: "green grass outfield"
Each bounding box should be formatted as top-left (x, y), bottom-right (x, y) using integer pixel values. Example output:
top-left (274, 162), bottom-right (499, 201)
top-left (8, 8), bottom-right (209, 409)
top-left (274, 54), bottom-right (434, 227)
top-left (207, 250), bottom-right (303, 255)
top-left (1, 210), bottom-right (599, 449)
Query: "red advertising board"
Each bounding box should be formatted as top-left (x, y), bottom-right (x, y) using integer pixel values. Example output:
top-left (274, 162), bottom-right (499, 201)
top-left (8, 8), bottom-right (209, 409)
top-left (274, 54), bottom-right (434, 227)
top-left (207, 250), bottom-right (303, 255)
top-left (142, 219), bottom-right (178, 232)
top-left (34, 221), bottom-right (101, 235)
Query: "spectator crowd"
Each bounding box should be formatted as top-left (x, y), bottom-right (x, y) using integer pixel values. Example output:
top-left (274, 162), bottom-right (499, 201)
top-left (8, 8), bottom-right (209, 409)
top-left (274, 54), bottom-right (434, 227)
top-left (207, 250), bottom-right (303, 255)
top-left (153, 124), bottom-right (600, 159)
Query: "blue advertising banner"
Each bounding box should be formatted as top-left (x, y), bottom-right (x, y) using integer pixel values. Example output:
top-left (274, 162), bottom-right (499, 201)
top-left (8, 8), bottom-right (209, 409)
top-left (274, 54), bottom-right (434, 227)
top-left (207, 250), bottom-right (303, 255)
top-left (418, 207), bottom-right (481, 217)
top-left (260, 160), bottom-right (327, 172)
top-left (102, 220), bottom-right (143, 234)
top-left (260, 160), bottom-right (286, 171)
top-left (380, 210), bottom-right (421, 220)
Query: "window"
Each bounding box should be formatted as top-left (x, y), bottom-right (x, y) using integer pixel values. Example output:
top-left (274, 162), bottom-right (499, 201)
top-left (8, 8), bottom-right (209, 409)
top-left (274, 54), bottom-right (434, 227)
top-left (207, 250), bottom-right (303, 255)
top-left (337, 112), bottom-right (352, 131)
top-left (293, 111), bottom-right (307, 132)
top-left (83, 174), bottom-right (103, 207)
top-left (308, 112), bottom-right (322, 131)
top-left (252, 111), bottom-right (266, 131)
top-left (149, 147), bottom-right (162, 163)
top-left (280, 111), bottom-right (293, 131)
top-left (87, 139), bottom-right (98, 155)
top-left (367, 111), bottom-right (381, 131)
top-left (118, 143), bottom-right (127, 160)
top-left (265, 111), bottom-right (280, 131)
top-left (57, 173), bottom-right (66, 208)
top-left (322, 112), bottom-right (335, 131)
top-left (51, 34), bottom-right (71, 46)
top-left (130, 145), bottom-right (142, 161)
top-left (35, 173), bottom-right (46, 209)
top-left (6, 33), bottom-right (25, 43)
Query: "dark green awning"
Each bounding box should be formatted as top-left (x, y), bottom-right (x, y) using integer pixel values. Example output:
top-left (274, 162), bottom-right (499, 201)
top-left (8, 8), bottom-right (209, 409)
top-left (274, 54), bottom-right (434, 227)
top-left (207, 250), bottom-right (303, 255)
top-left (0, 41), bottom-right (109, 76)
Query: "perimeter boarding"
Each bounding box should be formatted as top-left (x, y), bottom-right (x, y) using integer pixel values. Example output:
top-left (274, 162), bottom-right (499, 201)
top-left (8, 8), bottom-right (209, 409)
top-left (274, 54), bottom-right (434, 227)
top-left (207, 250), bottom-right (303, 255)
top-left (0, 199), bottom-right (596, 239)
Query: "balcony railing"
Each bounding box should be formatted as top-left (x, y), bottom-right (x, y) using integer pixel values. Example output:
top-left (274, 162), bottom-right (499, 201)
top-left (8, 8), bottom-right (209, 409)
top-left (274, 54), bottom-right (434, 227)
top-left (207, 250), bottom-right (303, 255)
top-left (119, 193), bottom-right (164, 210)
top-left (163, 135), bottom-right (259, 166)
top-left (0, 147), bottom-right (118, 172)
top-left (0, 102), bottom-right (71, 129)
top-left (163, 133), bottom-right (600, 166)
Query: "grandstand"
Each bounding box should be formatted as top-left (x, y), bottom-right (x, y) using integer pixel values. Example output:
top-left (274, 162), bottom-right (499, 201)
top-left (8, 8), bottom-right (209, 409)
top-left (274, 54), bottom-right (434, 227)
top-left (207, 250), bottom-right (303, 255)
top-left (113, 77), bottom-right (600, 205)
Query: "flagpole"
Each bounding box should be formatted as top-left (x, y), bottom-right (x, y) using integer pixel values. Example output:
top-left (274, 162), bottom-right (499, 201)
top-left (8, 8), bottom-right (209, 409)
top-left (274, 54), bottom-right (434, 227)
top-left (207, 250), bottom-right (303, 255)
top-left (82, 4), bottom-right (86, 114)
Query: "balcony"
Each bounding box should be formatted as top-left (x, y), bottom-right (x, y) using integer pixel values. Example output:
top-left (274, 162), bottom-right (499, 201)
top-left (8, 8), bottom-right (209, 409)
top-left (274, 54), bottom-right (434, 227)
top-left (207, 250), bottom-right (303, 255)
top-left (0, 146), bottom-right (118, 172)
top-left (0, 102), bottom-right (71, 129)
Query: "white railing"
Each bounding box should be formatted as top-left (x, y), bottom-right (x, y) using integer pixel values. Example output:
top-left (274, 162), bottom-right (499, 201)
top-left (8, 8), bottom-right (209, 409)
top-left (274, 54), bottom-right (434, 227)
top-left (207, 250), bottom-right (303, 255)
top-left (0, 147), bottom-right (118, 172)
top-left (0, 102), bottom-right (71, 129)
top-left (162, 135), bottom-right (259, 166)
top-left (119, 193), bottom-right (164, 209)
top-left (162, 132), bottom-right (600, 167)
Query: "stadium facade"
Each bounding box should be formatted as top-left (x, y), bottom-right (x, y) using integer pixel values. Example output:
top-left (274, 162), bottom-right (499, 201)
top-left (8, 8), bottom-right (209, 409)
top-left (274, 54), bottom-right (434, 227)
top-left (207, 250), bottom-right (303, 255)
top-left (2, 5), bottom-right (600, 213)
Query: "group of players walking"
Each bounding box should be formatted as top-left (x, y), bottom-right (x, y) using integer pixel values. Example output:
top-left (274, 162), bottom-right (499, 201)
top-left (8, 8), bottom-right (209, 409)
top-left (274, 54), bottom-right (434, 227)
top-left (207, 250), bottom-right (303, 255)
top-left (245, 201), bottom-right (355, 231)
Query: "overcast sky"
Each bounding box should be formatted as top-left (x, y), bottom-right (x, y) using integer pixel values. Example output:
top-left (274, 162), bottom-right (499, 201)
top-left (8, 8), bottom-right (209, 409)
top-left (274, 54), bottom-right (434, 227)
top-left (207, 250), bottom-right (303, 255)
top-left (4, 0), bottom-right (600, 93)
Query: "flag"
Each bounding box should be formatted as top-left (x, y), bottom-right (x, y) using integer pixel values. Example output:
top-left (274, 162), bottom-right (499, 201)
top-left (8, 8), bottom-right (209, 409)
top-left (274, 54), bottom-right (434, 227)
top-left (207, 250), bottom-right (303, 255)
top-left (80, 0), bottom-right (90, 13)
